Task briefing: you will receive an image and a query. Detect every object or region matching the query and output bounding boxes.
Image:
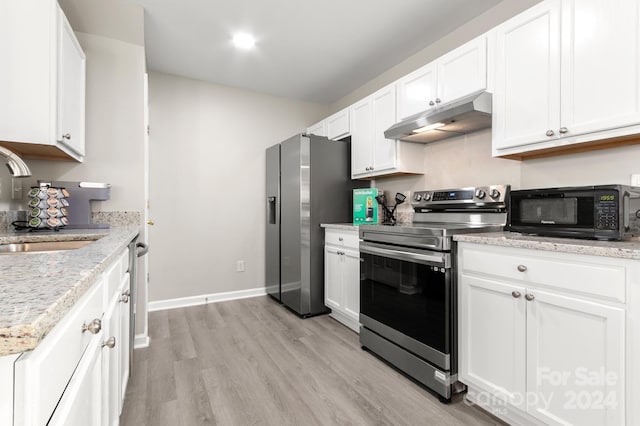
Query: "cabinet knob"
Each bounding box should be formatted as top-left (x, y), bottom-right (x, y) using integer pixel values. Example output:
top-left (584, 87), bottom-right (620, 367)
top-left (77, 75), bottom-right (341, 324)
top-left (370, 166), bottom-right (374, 171)
top-left (435, 98), bottom-right (442, 104)
top-left (429, 100), bottom-right (435, 106)
top-left (62, 133), bottom-right (71, 140)
top-left (102, 336), bottom-right (116, 349)
top-left (512, 291), bottom-right (521, 298)
top-left (119, 295), bottom-right (130, 303)
top-left (559, 127), bottom-right (568, 134)
top-left (81, 318), bottom-right (102, 334)
top-left (338, 237), bottom-right (343, 241)
top-left (546, 130), bottom-right (555, 137)
top-left (517, 265), bottom-right (527, 272)
top-left (525, 293), bottom-right (535, 301)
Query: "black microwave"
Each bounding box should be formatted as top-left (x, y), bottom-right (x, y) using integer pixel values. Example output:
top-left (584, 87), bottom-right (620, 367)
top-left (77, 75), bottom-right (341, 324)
top-left (508, 185), bottom-right (640, 240)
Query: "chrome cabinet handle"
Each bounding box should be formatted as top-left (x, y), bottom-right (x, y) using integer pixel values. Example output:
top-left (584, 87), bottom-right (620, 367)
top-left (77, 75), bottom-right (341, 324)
top-left (517, 265), bottom-right (527, 272)
top-left (525, 294), bottom-right (535, 301)
top-left (122, 289), bottom-right (131, 297)
top-left (512, 291), bottom-right (521, 298)
top-left (370, 166), bottom-right (374, 171)
top-left (546, 130), bottom-right (555, 137)
top-left (119, 295), bottom-right (130, 303)
top-left (559, 127), bottom-right (568, 134)
top-left (102, 336), bottom-right (116, 349)
top-left (338, 237), bottom-right (343, 241)
top-left (429, 100), bottom-right (435, 106)
top-left (365, 167), bottom-right (370, 171)
top-left (62, 133), bottom-right (71, 140)
top-left (81, 318), bottom-right (102, 334)
top-left (435, 98), bottom-right (441, 104)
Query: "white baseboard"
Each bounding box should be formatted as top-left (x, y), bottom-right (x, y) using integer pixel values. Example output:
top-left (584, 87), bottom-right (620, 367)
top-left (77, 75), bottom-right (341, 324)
top-left (134, 334), bottom-right (150, 349)
top-left (148, 287), bottom-right (267, 312)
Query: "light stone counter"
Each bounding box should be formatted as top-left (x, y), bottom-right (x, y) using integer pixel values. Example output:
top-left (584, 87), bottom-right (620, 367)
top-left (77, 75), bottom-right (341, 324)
top-left (454, 232), bottom-right (640, 260)
top-left (0, 225), bottom-right (140, 356)
top-left (321, 223), bottom-right (360, 231)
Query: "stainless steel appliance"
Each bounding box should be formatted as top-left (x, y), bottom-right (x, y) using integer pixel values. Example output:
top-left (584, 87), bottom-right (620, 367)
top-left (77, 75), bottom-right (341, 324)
top-left (50, 180), bottom-right (111, 228)
top-left (509, 185), bottom-right (640, 240)
top-left (384, 90), bottom-right (491, 144)
top-left (266, 133), bottom-right (358, 317)
top-left (359, 184), bottom-right (510, 401)
top-left (127, 238), bottom-right (148, 375)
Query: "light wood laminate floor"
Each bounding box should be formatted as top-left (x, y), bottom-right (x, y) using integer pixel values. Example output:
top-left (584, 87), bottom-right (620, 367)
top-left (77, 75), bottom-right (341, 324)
top-left (121, 296), bottom-right (502, 425)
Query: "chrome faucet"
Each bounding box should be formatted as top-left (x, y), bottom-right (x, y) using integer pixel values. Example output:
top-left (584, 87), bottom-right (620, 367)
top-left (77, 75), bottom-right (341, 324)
top-left (0, 146), bottom-right (31, 177)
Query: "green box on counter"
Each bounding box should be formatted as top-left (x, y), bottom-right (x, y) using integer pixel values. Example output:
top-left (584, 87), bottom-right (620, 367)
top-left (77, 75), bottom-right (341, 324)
top-left (353, 188), bottom-right (383, 225)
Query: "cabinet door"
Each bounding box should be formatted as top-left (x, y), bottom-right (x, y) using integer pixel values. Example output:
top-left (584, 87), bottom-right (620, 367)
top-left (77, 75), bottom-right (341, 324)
top-left (57, 5), bottom-right (85, 156)
top-left (118, 273), bottom-right (131, 413)
top-left (560, 0), bottom-right (640, 137)
top-left (324, 246), bottom-right (343, 310)
top-left (437, 35), bottom-right (487, 104)
top-left (396, 62), bottom-right (437, 120)
top-left (459, 274), bottom-right (527, 409)
top-left (493, 0), bottom-right (561, 150)
top-left (103, 296), bottom-right (120, 426)
top-left (526, 289), bottom-right (625, 426)
top-left (326, 108), bottom-right (350, 140)
top-left (342, 248), bottom-right (360, 322)
top-left (371, 85), bottom-right (397, 174)
top-left (48, 335), bottom-right (103, 426)
top-left (350, 97), bottom-right (373, 178)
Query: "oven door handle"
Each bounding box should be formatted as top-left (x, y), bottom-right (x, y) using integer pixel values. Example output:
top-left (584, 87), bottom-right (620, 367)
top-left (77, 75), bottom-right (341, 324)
top-left (359, 242), bottom-right (448, 267)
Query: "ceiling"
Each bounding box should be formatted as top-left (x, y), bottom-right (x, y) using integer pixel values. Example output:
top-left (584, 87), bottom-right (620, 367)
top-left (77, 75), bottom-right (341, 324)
top-left (130, 0), bottom-right (503, 104)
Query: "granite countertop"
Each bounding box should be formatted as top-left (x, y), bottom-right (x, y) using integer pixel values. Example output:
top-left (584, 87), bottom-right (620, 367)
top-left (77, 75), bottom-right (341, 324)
top-left (454, 232), bottom-right (640, 260)
top-left (0, 225), bottom-right (140, 356)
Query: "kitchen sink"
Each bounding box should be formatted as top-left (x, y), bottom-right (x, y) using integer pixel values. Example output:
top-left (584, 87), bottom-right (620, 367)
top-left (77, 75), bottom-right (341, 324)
top-left (0, 240), bottom-right (95, 254)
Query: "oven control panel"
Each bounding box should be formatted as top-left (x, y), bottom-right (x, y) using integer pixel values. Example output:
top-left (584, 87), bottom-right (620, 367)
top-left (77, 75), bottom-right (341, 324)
top-left (412, 185), bottom-right (510, 210)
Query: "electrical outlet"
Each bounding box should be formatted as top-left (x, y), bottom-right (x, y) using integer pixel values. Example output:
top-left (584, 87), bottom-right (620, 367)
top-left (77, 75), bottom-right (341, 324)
top-left (11, 178), bottom-right (23, 200)
top-left (631, 174), bottom-right (640, 187)
top-left (236, 260), bottom-right (245, 272)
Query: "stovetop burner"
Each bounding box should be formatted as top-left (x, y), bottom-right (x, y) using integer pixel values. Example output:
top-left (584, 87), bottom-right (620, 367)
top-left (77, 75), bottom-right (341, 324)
top-left (360, 184), bottom-right (511, 250)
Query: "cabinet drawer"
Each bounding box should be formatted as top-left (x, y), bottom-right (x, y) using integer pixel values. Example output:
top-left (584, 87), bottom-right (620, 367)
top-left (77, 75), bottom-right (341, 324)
top-left (325, 228), bottom-right (359, 249)
top-left (105, 248), bottom-right (128, 302)
top-left (16, 277), bottom-right (104, 426)
top-left (459, 244), bottom-right (626, 303)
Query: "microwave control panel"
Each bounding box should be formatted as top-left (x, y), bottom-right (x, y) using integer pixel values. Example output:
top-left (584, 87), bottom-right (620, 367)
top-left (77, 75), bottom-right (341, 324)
top-left (595, 191), bottom-right (618, 230)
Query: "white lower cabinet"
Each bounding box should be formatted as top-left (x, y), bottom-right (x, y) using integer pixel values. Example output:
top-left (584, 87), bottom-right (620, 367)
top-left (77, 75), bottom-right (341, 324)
top-left (458, 242), bottom-right (630, 425)
top-left (13, 246), bottom-right (131, 425)
top-left (324, 228), bottom-right (360, 332)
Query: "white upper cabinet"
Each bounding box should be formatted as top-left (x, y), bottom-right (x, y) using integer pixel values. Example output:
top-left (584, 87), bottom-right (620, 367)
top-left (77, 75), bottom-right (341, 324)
top-left (396, 35), bottom-right (487, 121)
top-left (560, 0), bottom-right (640, 137)
top-left (350, 84), bottom-right (424, 179)
top-left (493, 0), bottom-right (640, 157)
top-left (396, 62), bottom-right (438, 121)
top-left (0, 1), bottom-right (86, 161)
top-left (306, 120), bottom-right (327, 137)
top-left (326, 107), bottom-right (350, 140)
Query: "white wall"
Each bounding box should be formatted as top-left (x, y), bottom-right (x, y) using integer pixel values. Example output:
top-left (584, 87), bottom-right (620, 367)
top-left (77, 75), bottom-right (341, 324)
top-left (147, 71), bottom-right (328, 302)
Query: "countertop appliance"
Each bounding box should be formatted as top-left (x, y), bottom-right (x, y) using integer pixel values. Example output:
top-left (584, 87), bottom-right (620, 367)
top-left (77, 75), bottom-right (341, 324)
top-left (49, 181), bottom-right (111, 228)
top-left (509, 185), bottom-right (640, 240)
top-left (359, 184), bottom-right (510, 401)
top-left (266, 133), bottom-right (358, 317)
top-left (384, 90), bottom-right (491, 144)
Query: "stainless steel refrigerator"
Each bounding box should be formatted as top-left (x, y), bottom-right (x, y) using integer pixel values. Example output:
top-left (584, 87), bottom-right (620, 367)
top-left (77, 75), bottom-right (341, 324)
top-left (266, 133), bottom-right (356, 317)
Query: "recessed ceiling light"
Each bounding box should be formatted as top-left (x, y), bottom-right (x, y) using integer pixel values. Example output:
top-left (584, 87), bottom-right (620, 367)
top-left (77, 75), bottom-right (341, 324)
top-left (233, 33), bottom-right (255, 49)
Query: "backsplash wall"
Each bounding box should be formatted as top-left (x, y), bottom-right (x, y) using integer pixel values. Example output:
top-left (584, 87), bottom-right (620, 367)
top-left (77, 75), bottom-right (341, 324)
top-left (373, 130), bottom-right (640, 202)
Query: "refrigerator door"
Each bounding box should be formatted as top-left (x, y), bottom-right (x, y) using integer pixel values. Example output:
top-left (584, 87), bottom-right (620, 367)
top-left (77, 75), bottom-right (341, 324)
top-left (280, 134), bottom-right (309, 315)
top-left (265, 144), bottom-right (281, 301)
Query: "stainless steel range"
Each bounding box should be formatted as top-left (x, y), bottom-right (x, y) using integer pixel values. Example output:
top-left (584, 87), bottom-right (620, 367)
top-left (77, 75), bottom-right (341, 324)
top-left (359, 184), bottom-right (510, 401)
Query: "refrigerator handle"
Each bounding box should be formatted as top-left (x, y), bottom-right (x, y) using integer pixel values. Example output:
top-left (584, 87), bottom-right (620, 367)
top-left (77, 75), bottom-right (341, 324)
top-left (268, 196), bottom-right (277, 224)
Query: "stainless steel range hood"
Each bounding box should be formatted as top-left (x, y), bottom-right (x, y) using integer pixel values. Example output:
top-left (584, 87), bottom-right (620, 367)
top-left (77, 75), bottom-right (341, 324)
top-left (384, 90), bottom-right (492, 144)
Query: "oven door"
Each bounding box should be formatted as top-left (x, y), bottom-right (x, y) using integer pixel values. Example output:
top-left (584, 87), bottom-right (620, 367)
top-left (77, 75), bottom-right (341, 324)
top-left (359, 241), bottom-right (452, 371)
